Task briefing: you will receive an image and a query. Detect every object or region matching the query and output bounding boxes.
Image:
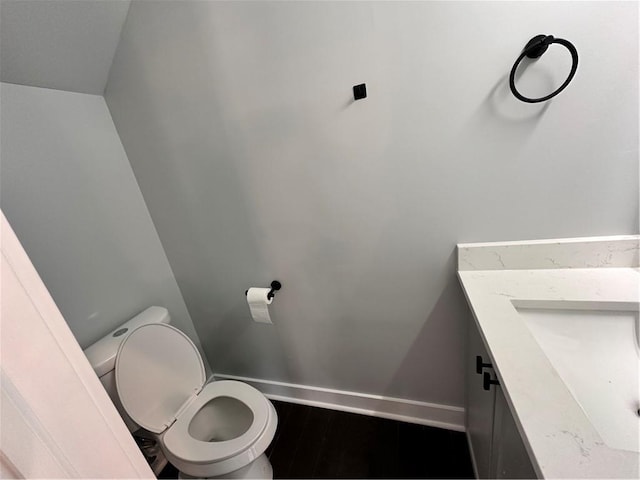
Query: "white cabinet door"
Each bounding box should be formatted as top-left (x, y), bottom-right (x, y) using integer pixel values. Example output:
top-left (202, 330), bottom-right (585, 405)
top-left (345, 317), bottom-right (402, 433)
top-left (466, 315), bottom-right (496, 479)
top-left (491, 388), bottom-right (537, 479)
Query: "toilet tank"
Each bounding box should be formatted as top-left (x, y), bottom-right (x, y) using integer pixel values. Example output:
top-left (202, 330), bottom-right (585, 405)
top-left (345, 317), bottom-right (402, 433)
top-left (84, 306), bottom-right (170, 432)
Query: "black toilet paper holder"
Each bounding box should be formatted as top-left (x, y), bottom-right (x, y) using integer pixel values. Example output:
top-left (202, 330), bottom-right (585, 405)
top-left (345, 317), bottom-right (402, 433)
top-left (245, 280), bottom-right (282, 300)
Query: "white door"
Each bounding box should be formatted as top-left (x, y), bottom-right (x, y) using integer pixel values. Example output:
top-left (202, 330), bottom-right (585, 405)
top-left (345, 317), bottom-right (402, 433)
top-left (0, 211), bottom-right (154, 479)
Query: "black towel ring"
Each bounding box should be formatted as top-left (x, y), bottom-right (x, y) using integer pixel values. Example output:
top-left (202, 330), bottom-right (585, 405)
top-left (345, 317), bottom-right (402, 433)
top-left (509, 34), bottom-right (578, 103)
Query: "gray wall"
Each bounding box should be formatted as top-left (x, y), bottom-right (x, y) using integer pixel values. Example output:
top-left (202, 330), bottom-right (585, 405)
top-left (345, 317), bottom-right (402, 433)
top-left (105, 1), bottom-right (638, 407)
top-left (0, 82), bottom-right (209, 374)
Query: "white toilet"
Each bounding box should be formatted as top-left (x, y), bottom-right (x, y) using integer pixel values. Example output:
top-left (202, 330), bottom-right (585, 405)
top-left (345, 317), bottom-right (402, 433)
top-left (84, 307), bottom-right (278, 479)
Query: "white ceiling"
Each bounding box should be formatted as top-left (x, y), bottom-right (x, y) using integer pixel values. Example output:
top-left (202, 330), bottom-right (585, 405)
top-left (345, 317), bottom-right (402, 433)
top-left (0, 0), bottom-right (131, 95)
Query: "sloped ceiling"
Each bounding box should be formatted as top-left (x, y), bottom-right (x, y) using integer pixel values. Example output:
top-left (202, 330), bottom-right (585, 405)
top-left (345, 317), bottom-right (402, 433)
top-left (0, 0), bottom-right (130, 95)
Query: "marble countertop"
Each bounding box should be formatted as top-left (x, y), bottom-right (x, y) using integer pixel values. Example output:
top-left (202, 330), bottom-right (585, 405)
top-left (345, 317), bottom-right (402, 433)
top-left (457, 235), bottom-right (639, 479)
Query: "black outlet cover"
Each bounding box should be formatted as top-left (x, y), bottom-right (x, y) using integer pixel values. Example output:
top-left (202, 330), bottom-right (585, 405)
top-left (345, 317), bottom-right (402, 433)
top-left (353, 83), bottom-right (367, 100)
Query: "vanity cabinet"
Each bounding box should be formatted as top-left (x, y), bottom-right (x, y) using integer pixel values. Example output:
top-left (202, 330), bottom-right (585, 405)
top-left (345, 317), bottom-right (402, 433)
top-left (466, 316), bottom-right (537, 479)
top-left (466, 315), bottom-right (496, 478)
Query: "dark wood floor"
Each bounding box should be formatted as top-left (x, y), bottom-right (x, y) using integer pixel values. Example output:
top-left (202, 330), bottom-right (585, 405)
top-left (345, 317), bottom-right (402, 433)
top-left (159, 399), bottom-right (474, 479)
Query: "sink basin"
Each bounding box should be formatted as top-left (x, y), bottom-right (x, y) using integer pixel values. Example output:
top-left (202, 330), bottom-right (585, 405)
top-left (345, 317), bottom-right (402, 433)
top-left (515, 302), bottom-right (640, 453)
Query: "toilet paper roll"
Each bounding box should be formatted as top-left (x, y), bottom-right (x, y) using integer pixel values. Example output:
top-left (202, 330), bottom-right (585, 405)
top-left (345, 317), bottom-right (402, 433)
top-left (246, 287), bottom-right (273, 324)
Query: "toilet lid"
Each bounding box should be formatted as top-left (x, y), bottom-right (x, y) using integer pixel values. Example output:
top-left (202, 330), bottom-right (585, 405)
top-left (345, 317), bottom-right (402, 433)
top-left (115, 323), bottom-right (205, 434)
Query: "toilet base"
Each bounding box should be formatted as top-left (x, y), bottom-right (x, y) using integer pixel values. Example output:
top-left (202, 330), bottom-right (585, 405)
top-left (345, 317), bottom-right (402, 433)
top-left (177, 453), bottom-right (273, 479)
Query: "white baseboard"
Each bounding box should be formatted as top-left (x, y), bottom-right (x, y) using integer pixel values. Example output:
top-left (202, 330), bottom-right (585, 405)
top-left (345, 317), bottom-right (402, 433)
top-left (212, 373), bottom-right (465, 432)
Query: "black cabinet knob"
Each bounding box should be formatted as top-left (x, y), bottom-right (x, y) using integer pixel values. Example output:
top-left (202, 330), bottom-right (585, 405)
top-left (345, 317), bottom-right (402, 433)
top-left (476, 355), bottom-right (493, 374)
top-left (483, 371), bottom-right (500, 391)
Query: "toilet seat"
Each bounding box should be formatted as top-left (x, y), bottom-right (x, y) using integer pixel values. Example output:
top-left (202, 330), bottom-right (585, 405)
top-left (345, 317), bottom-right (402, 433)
top-left (115, 323), bottom-right (274, 474)
top-left (163, 380), bottom-right (270, 464)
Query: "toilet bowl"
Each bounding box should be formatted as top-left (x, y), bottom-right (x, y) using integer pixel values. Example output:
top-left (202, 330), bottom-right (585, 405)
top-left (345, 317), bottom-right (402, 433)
top-left (115, 322), bottom-right (277, 478)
